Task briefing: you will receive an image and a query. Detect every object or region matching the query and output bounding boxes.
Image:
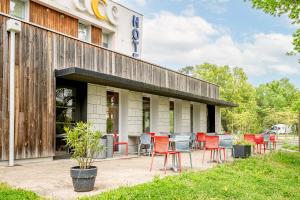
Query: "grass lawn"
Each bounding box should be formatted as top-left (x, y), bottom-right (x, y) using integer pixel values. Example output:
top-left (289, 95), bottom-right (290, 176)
top-left (0, 183), bottom-right (41, 200)
top-left (282, 143), bottom-right (299, 151)
top-left (83, 151), bottom-right (300, 200)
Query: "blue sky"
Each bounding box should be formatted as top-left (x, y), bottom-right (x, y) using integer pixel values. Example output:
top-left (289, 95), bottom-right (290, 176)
top-left (117, 0), bottom-right (300, 88)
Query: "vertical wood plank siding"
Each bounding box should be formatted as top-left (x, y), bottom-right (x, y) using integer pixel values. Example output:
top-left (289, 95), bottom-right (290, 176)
top-left (0, 0), bottom-right (9, 13)
top-left (30, 1), bottom-right (78, 37)
top-left (91, 26), bottom-right (102, 46)
top-left (0, 14), bottom-right (219, 160)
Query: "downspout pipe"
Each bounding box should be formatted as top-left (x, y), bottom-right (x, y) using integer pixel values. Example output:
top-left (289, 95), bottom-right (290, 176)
top-left (6, 19), bottom-right (21, 167)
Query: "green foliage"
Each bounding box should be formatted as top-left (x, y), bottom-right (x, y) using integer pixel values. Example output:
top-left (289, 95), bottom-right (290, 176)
top-left (64, 122), bottom-right (104, 169)
top-left (234, 139), bottom-right (255, 146)
top-left (282, 143), bottom-right (299, 151)
top-left (192, 63), bottom-right (260, 133)
top-left (256, 78), bottom-right (300, 129)
top-left (0, 183), bottom-right (41, 200)
top-left (247, 0), bottom-right (300, 57)
top-left (181, 64), bottom-right (300, 133)
top-left (82, 152), bottom-right (300, 200)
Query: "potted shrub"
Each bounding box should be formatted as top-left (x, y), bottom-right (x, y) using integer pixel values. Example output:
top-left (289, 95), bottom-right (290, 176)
top-left (233, 140), bottom-right (254, 158)
top-left (64, 122), bottom-right (104, 192)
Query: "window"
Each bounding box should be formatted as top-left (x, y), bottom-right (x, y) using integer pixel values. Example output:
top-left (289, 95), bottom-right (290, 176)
top-left (190, 104), bottom-right (193, 133)
top-left (78, 23), bottom-right (90, 42)
top-left (107, 91), bottom-right (119, 134)
top-left (169, 101), bottom-right (174, 134)
top-left (102, 33), bottom-right (109, 48)
top-left (143, 97), bottom-right (151, 133)
top-left (10, 0), bottom-right (26, 20)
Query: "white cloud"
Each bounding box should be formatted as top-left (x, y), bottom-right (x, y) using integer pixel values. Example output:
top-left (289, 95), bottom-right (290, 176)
top-left (135, 0), bottom-right (146, 6)
top-left (141, 11), bottom-right (299, 76)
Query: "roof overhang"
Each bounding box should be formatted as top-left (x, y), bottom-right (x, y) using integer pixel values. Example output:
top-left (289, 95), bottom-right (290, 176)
top-left (55, 67), bottom-right (238, 107)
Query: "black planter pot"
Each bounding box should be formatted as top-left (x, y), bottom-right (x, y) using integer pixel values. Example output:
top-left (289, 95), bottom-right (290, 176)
top-left (70, 166), bottom-right (97, 192)
top-left (233, 145), bottom-right (251, 158)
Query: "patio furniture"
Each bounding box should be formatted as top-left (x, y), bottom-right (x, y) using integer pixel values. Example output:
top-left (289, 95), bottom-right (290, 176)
top-left (138, 133), bottom-right (153, 156)
top-left (270, 134), bottom-right (276, 150)
top-left (196, 132), bottom-right (206, 150)
top-left (190, 133), bottom-right (196, 149)
top-left (202, 135), bottom-right (225, 163)
top-left (263, 134), bottom-right (270, 150)
top-left (219, 134), bottom-right (234, 160)
top-left (173, 135), bottom-right (193, 168)
top-left (150, 136), bottom-right (182, 174)
top-left (244, 134), bottom-right (256, 153)
top-left (254, 134), bottom-right (266, 154)
top-left (113, 132), bottom-right (128, 156)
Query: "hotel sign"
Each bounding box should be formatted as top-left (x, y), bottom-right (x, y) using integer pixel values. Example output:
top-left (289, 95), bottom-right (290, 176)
top-left (132, 15), bottom-right (140, 58)
top-left (73, 0), bottom-right (118, 25)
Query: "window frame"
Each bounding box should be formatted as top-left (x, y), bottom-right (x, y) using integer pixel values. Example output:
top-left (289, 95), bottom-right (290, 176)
top-left (78, 22), bottom-right (91, 42)
top-left (9, 0), bottom-right (29, 20)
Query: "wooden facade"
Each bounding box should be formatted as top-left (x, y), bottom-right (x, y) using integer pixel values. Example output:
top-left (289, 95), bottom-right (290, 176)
top-left (0, 13), bottom-right (221, 160)
top-left (0, 0), bottom-right (9, 13)
top-left (30, 1), bottom-right (78, 37)
top-left (91, 26), bottom-right (102, 46)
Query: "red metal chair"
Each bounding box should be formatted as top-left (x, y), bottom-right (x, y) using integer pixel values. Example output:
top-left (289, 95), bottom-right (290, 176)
top-left (196, 132), bottom-right (206, 150)
top-left (113, 131), bottom-right (128, 156)
top-left (255, 134), bottom-right (266, 154)
top-left (270, 134), bottom-right (276, 150)
top-left (150, 136), bottom-right (181, 174)
top-left (202, 136), bottom-right (225, 163)
top-left (244, 134), bottom-right (256, 153)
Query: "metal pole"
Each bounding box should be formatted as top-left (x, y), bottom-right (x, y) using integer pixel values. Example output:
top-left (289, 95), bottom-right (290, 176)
top-left (8, 31), bottom-right (16, 167)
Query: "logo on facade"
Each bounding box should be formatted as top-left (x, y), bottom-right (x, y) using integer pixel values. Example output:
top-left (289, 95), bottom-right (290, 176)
top-left (73, 0), bottom-right (118, 25)
top-left (132, 15), bottom-right (140, 58)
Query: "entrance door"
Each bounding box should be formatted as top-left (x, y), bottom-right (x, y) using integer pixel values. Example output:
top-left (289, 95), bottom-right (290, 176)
top-left (207, 105), bottom-right (215, 133)
top-left (55, 79), bottom-right (87, 159)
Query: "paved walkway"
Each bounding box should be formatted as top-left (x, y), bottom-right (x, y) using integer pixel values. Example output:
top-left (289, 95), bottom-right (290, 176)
top-left (0, 150), bottom-right (223, 200)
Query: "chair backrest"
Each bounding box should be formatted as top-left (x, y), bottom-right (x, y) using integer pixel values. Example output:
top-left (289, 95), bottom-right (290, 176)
top-left (190, 133), bottom-right (196, 141)
top-left (244, 134), bottom-right (255, 142)
top-left (196, 132), bottom-right (206, 142)
top-left (255, 135), bottom-right (264, 143)
top-left (140, 133), bottom-right (151, 145)
top-left (263, 134), bottom-right (270, 142)
top-left (205, 136), bottom-right (219, 149)
top-left (270, 134), bottom-right (276, 141)
top-left (174, 135), bottom-right (191, 152)
top-left (148, 132), bottom-right (156, 137)
top-left (219, 135), bottom-right (233, 149)
top-left (153, 136), bottom-right (169, 153)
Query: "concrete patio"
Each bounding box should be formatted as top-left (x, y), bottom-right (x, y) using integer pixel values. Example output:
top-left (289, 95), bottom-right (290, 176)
top-left (0, 150), bottom-right (225, 200)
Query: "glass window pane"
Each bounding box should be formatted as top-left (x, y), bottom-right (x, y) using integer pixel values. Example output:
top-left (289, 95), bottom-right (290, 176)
top-left (78, 23), bottom-right (89, 42)
top-left (107, 91), bottom-right (119, 134)
top-left (10, 0), bottom-right (26, 19)
top-left (143, 97), bottom-right (150, 132)
top-left (169, 101), bottom-right (174, 133)
top-left (102, 33), bottom-right (109, 48)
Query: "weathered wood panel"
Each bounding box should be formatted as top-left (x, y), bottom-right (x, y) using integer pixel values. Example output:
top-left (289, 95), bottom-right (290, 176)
top-left (91, 26), bottom-right (102, 46)
top-left (30, 1), bottom-right (78, 37)
top-left (0, 0), bottom-right (9, 13)
top-left (0, 15), bottom-right (55, 160)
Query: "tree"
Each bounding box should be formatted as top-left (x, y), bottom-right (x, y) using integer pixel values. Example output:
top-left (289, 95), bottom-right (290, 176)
top-left (192, 63), bottom-right (260, 133)
top-left (247, 0), bottom-right (300, 56)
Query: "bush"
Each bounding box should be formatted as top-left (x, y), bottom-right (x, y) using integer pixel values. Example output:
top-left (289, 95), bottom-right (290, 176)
top-left (0, 183), bottom-right (41, 200)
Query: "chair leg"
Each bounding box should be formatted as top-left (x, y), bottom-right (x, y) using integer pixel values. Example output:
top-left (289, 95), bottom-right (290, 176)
top-left (223, 149), bottom-right (226, 161)
top-left (150, 152), bottom-right (155, 172)
top-left (202, 148), bottom-right (206, 163)
top-left (178, 153), bottom-right (182, 172)
top-left (216, 149), bottom-right (219, 163)
top-left (164, 154), bottom-right (168, 174)
top-left (189, 152), bottom-right (193, 168)
top-left (210, 150), bottom-right (212, 161)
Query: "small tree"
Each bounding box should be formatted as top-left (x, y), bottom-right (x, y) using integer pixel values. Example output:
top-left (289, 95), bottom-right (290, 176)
top-left (64, 122), bottom-right (103, 169)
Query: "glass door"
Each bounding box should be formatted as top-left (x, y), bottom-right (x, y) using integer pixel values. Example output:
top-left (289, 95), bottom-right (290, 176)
top-left (143, 97), bottom-right (151, 133)
top-left (55, 87), bottom-right (76, 158)
top-left (106, 91), bottom-right (119, 134)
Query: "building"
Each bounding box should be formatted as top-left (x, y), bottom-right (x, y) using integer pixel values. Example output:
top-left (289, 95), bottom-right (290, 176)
top-left (0, 0), bottom-right (236, 163)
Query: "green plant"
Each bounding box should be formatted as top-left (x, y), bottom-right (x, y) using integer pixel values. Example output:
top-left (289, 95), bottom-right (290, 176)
top-left (64, 122), bottom-right (104, 169)
top-left (234, 139), bottom-right (254, 146)
top-left (0, 183), bottom-right (41, 200)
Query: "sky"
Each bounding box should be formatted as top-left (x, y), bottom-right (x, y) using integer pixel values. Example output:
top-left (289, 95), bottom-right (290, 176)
top-left (116, 0), bottom-right (300, 88)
